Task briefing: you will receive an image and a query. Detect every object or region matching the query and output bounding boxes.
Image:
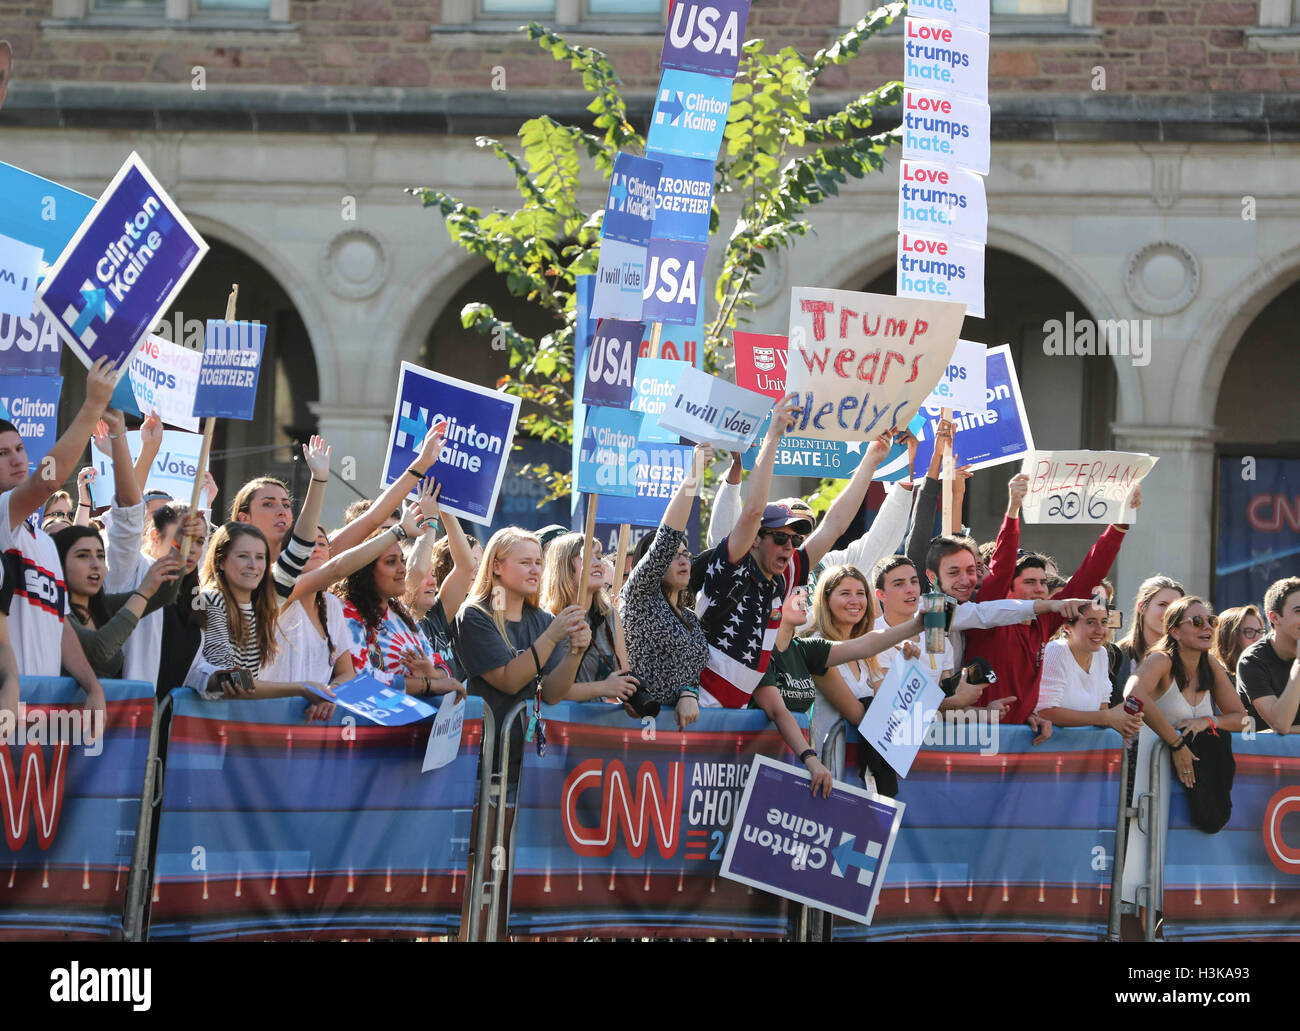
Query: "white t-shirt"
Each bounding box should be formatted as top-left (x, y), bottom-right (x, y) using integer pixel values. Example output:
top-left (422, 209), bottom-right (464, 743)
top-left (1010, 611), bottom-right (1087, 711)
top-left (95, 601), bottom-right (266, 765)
top-left (0, 489), bottom-right (66, 676)
top-left (105, 500), bottom-right (164, 686)
top-left (873, 612), bottom-right (954, 682)
top-left (1036, 638), bottom-right (1111, 714)
top-left (259, 593), bottom-right (348, 685)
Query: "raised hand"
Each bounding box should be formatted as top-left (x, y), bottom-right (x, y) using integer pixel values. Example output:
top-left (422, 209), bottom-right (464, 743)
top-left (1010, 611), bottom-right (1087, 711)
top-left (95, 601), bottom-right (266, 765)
top-left (768, 394), bottom-right (800, 437)
top-left (85, 356), bottom-right (117, 412)
top-left (416, 477), bottom-right (442, 523)
top-left (102, 407), bottom-right (126, 438)
top-left (140, 409), bottom-right (164, 449)
top-left (416, 423), bottom-right (447, 470)
top-left (303, 434), bottom-right (331, 481)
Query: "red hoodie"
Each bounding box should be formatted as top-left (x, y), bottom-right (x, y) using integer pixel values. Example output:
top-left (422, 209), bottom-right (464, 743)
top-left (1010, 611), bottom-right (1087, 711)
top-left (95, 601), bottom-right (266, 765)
top-left (963, 515), bottom-right (1126, 724)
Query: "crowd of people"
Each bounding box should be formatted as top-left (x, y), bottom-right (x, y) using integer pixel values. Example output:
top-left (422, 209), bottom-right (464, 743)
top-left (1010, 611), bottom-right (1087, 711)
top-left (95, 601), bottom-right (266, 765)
top-left (0, 372), bottom-right (1297, 831)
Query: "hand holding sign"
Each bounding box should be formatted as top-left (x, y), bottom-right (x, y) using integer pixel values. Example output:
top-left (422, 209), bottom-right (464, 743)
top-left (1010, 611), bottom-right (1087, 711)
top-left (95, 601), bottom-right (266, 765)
top-left (1019, 450), bottom-right (1156, 525)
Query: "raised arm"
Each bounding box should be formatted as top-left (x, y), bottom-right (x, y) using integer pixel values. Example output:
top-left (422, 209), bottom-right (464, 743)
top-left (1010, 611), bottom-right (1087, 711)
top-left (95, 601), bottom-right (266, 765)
top-left (101, 408), bottom-right (141, 508)
top-left (825, 612), bottom-right (924, 665)
top-left (666, 443), bottom-right (712, 534)
top-left (727, 395), bottom-right (797, 565)
top-left (803, 433), bottom-right (892, 568)
top-left (402, 481), bottom-right (442, 600)
top-left (133, 411), bottom-right (163, 494)
top-left (330, 424), bottom-right (445, 553)
top-left (1248, 654), bottom-right (1300, 734)
top-left (435, 505), bottom-right (476, 620)
top-left (706, 451), bottom-right (742, 549)
top-left (10, 357), bottom-right (115, 527)
top-left (289, 503), bottom-right (423, 604)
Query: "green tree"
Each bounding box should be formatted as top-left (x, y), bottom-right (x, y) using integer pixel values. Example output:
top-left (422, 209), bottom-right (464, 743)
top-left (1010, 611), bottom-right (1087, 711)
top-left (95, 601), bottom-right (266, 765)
top-left (410, 4), bottom-right (905, 506)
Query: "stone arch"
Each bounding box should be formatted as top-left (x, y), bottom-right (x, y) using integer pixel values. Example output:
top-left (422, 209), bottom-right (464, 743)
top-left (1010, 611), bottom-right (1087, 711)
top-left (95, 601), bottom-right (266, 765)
top-left (390, 249), bottom-right (489, 370)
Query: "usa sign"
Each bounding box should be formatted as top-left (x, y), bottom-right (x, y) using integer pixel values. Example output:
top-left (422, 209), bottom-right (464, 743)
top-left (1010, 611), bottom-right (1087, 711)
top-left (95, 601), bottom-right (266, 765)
top-left (643, 238), bottom-right (708, 326)
top-left (509, 702), bottom-right (806, 938)
top-left (660, 0), bottom-right (751, 78)
top-left (583, 319), bottom-right (643, 408)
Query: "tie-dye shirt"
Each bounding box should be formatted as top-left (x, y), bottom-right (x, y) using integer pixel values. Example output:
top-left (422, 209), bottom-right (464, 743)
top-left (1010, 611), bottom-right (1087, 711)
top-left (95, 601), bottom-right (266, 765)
top-left (340, 598), bottom-right (433, 689)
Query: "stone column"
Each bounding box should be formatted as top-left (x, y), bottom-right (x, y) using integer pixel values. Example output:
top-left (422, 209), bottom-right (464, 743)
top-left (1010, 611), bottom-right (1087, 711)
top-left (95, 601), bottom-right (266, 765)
top-left (1110, 423), bottom-right (1220, 601)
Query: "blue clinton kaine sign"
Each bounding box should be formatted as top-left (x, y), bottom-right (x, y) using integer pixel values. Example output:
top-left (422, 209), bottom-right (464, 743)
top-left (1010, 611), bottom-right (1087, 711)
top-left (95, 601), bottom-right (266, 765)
top-left (35, 152), bottom-right (208, 373)
top-left (647, 69), bottom-right (732, 162)
top-left (602, 153), bottom-right (662, 248)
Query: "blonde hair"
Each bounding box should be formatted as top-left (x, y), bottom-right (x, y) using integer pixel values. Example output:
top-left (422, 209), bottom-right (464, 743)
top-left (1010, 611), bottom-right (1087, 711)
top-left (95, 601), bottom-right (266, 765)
top-left (461, 527), bottom-right (543, 639)
top-left (806, 564), bottom-right (881, 681)
top-left (540, 532), bottom-right (611, 619)
top-left (1118, 575), bottom-right (1184, 663)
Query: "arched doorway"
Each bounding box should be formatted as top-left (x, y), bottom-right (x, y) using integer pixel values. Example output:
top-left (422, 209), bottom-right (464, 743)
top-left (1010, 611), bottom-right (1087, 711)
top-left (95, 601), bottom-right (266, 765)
top-left (1212, 277), bottom-right (1300, 607)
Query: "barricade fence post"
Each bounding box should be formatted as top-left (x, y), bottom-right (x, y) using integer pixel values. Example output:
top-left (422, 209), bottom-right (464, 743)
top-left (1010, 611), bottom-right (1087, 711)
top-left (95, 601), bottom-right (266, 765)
top-left (807, 720), bottom-right (849, 942)
top-left (465, 704), bottom-right (496, 943)
top-left (123, 691), bottom-right (173, 943)
top-left (1107, 738), bottom-right (1129, 941)
top-left (485, 699), bottom-right (530, 943)
top-left (1144, 739), bottom-right (1170, 942)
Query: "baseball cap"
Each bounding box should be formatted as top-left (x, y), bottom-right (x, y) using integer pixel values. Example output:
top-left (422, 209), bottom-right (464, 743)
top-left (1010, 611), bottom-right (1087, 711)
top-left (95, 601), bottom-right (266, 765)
top-left (760, 503), bottom-right (813, 535)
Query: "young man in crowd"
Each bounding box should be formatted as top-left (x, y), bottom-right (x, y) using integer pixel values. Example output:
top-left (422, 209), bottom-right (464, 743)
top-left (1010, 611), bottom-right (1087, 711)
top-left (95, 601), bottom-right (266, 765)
top-left (0, 357), bottom-right (117, 724)
top-left (961, 473), bottom-right (1140, 725)
top-left (1237, 576), bottom-right (1300, 732)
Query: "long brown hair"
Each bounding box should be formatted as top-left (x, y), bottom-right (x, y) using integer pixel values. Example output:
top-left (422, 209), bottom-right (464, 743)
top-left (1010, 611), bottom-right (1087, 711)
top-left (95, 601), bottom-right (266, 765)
top-left (229, 476), bottom-right (290, 523)
top-left (1118, 575), bottom-right (1184, 663)
top-left (806, 564), bottom-right (881, 681)
top-left (1155, 595), bottom-right (1216, 696)
top-left (1213, 604), bottom-right (1262, 676)
top-left (200, 522), bottom-right (280, 667)
top-left (540, 532), bottom-right (611, 619)
top-left (334, 526), bottom-right (420, 636)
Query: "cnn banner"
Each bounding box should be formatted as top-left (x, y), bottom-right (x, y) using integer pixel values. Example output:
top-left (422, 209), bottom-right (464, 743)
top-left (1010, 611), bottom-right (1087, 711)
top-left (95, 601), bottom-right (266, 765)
top-left (835, 723), bottom-right (1122, 941)
top-left (1162, 733), bottom-right (1300, 941)
top-left (149, 691), bottom-right (485, 941)
top-left (0, 677), bottom-right (154, 940)
top-left (508, 702), bottom-right (808, 938)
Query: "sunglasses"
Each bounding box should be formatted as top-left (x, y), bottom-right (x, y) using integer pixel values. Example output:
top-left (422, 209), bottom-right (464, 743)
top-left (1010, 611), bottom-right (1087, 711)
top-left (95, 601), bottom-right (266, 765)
top-left (763, 531), bottom-right (805, 548)
top-left (1177, 614), bottom-right (1219, 629)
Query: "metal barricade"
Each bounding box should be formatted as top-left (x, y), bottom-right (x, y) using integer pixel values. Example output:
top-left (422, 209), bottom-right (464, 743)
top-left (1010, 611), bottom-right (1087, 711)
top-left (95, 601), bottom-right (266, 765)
top-left (465, 703), bottom-right (496, 943)
top-left (482, 698), bottom-right (530, 942)
top-left (1132, 737), bottom-right (1170, 942)
top-left (123, 692), bottom-right (173, 942)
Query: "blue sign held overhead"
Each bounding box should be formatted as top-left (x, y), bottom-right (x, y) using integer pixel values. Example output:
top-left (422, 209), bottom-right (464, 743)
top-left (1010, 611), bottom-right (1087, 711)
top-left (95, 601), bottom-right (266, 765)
top-left (382, 362), bottom-right (521, 525)
top-left (576, 406), bottom-right (644, 499)
top-left (643, 237), bottom-right (708, 326)
top-left (192, 320), bottom-right (267, 421)
top-left (647, 69), bottom-right (733, 162)
top-left (0, 162), bottom-right (96, 273)
top-left (0, 376), bottom-right (62, 476)
top-left (720, 755), bottom-right (905, 926)
top-left (0, 312), bottom-right (63, 378)
top-left (647, 151), bottom-right (715, 244)
top-left (583, 319), bottom-right (643, 409)
top-left (661, 0), bottom-right (751, 78)
top-left (35, 153), bottom-right (209, 375)
top-left (603, 153), bottom-right (663, 248)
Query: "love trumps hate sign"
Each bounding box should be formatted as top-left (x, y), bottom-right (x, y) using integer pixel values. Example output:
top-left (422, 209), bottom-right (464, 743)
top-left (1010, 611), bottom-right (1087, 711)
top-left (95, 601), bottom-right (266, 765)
top-left (783, 288), bottom-right (966, 443)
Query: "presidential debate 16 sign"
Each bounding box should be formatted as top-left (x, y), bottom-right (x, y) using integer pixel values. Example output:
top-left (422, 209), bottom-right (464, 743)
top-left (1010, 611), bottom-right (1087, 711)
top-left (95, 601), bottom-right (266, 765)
top-left (382, 362), bottom-right (520, 525)
top-left (720, 755), bottom-right (904, 926)
top-left (35, 152), bottom-right (209, 374)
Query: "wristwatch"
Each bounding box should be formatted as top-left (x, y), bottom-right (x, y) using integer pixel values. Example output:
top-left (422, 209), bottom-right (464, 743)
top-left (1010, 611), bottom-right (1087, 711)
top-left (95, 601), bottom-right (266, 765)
top-left (390, 524), bottom-right (410, 543)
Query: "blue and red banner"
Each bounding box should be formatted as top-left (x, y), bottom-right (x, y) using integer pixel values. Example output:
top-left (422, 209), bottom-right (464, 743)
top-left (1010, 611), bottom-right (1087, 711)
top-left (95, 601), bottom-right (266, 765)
top-left (508, 702), bottom-right (808, 938)
top-left (0, 677), bottom-right (154, 940)
top-left (1215, 455), bottom-right (1300, 611)
top-left (1161, 733), bottom-right (1300, 941)
top-left (148, 690), bottom-right (485, 941)
top-left (832, 722), bottom-right (1122, 941)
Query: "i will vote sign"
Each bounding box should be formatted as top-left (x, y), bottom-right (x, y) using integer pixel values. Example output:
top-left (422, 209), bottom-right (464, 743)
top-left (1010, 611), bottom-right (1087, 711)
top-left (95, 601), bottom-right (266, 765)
top-left (576, 406), bottom-right (644, 499)
top-left (88, 428), bottom-right (207, 508)
top-left (591, 238), bottom-right (647, 322)
top-left (784, 287), bottom-right (965, 443)
top-left (647, 69), bottom-right (732, 162)
top-left (36, 152), bottom-right (209, 374)
top-left (0, 233), bottom-right (42, 318)
top-left (901, 89), bottom-right (990, 177)
top-left (903, 18), bottom-right (989, 102)
top-left (192, 319), bottom-right (265, 420)
top-left (1019, 449), bottom-right (1157, 525)
top-left (658, 366), bottom-right (772, 452)
top-left (660, 0), bottom-right (750, 78)
top-left (382, 362), bottom-right (520, 525)
top-left (897, 159), bottom-right (987, 245)
top-left (643, 238), bottom-right (708, 326)
top-left (648, 152), bottom-right (714, 243)
top-left (584, 320), bottom-right (643, 408)
top-left (720, 755), bottom-right (904, 926)
top-left (0, 311), bottom-right (62, 377)
top-left (603, 153), bottom-right (662, 248)
top-left (857, 658), bottom-right (945, 778)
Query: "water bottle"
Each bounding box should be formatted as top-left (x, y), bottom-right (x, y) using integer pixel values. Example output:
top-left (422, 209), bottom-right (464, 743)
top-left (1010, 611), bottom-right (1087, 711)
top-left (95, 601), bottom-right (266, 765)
top-left (920, 591), bottom-right (949, 655)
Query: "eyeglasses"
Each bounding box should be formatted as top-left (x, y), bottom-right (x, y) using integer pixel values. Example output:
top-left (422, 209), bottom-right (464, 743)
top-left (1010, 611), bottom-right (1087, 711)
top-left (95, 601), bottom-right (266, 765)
top-left (763, 531), bottom-right (805, 548)
top-left (1240, 626), bottom-right (1265, 640)
top-left (1177, 614), bottom-right (1219, 629)
top-left (674, 547), bottom-right (693, 562)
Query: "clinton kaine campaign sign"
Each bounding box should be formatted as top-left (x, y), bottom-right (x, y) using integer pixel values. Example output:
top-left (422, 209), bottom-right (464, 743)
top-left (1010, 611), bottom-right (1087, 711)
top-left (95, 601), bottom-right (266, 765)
top-left (382, 362), bottom-right (520, 525)
top-left (36, 152), bottom-right (208, 374)
top-left (647, 70), bottom-right (732, 161)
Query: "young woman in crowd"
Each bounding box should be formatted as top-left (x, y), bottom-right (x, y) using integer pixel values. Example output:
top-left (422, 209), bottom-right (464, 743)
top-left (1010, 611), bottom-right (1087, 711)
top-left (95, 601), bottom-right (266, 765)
top-left (1117, 575), bottom-right (1185, 679)
top-left (806, 565), bottom-right (883, 701)
top-left (540, 531), bottom-right (636, 705)
top-left (156, 504), bottom-right (210, 696)
top-left (1212, 605), bottom-right (1265, 681)
top-left (1036, 604), bottom-right (1145, 736)
top-left (1121, 596), bottom-right (1250, 909)
top-left (620, 444), bottom-right (716, 731)
top-left (400, 503), bottom-right (479, 681)
top-left (190, 521), bottom-right (333, 719)
top-left (55, 526), bottom-right (182, 679)
top-left (452, 527), bottom-right (590, 768)
top-left (228, 435), bottom-right (332, 600)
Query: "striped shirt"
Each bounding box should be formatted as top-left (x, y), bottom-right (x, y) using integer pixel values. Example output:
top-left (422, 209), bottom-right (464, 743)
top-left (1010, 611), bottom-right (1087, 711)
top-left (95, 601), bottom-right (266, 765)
top-left (272, 533), bottom-right (315, 600)
top-left (201, 591), bottom-right (264, 675)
